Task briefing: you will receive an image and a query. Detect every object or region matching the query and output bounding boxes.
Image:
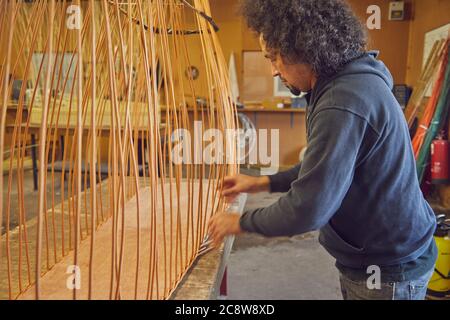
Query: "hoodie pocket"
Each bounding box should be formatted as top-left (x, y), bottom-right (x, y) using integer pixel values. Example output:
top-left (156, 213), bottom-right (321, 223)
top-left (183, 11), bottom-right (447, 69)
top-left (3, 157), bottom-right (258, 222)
top-left (320, 223), bottom-right (364, 254)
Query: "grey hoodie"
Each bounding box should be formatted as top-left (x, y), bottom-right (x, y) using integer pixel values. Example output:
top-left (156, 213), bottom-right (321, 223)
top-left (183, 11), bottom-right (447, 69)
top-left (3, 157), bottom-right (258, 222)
top-left (239, 52), bottom-right (436, 268)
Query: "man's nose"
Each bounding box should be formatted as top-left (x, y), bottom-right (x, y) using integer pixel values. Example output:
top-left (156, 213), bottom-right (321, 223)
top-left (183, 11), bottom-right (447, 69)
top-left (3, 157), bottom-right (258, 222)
top-left (271, 64), bottom-right (280, 78)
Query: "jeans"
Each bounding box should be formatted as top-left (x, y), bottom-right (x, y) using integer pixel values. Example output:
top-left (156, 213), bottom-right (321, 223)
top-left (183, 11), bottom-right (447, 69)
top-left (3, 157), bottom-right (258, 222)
top-left (339, 268), bottom-right (434, 300)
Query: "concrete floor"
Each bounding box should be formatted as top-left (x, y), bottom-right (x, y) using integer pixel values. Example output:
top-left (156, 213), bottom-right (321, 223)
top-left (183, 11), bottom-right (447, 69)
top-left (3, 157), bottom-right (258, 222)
top-left (227, 190), bottom-right (342, 300)
top-left (1, 170), bottom-right (64, 232)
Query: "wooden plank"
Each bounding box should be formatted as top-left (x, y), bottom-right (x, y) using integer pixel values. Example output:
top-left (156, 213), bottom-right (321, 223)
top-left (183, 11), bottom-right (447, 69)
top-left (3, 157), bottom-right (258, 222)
top-left (13, 179), bottom-right (228, 300)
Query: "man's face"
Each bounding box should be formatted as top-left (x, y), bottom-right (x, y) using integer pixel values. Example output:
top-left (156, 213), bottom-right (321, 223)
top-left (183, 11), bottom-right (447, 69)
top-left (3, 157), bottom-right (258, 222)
top-left (260, 35), bottom-right (316, 95)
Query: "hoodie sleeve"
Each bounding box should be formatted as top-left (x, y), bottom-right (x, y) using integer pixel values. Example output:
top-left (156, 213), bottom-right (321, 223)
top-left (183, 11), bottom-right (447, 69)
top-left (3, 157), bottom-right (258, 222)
top-left (239, 108), bottom-right (371, 237)
top-left (268, 163), bottom-right (302, 193)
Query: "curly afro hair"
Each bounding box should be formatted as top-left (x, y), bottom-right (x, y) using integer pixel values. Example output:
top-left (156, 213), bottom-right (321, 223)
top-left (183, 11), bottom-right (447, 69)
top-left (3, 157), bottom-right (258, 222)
top-left (241, 0), bottom-right (367, 78)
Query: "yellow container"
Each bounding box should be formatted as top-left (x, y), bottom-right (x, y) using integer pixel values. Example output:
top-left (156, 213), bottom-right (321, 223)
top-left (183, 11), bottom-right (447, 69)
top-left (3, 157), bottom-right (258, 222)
top-left (427, 233), bottom-right (450, 299)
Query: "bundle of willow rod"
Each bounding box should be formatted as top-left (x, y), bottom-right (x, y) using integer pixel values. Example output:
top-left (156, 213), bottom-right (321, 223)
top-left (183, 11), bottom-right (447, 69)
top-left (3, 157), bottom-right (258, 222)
top-left (404, 39), bottom-right (447, 128)
top-left (0, 0), bottom-right (238, 300)
top-left (412, 41), bottom-right (449, 159)
top-left (416, 43), bottom-right (450, 183)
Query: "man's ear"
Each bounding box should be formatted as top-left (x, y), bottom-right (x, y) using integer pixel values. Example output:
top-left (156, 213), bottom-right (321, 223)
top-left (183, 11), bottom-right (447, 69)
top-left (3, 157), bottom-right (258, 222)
top-left (259, 33), bottom-right (266, 52)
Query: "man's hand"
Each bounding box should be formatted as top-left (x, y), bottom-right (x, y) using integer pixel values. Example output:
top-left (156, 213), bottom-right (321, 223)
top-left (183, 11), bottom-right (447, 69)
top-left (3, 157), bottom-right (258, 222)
top-left (222, 174), bottom-right (270, 202)
top-left (208, 212), bottom-right (243, 248)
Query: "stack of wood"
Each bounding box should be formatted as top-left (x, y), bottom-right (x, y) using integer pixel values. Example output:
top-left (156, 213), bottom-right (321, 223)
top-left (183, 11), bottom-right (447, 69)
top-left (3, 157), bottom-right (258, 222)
top-left (404, 39), bottom-right (448, 128)
top-left (411, 40), bottom-right (450, 159)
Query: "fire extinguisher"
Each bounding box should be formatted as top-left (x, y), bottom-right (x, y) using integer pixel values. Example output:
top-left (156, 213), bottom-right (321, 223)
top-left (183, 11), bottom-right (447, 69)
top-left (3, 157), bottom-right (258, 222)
top-left (431, 132), bottom-right (449, 184)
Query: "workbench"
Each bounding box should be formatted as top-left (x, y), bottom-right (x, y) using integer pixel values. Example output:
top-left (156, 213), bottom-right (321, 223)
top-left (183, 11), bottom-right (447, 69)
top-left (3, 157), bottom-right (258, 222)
top-left (5, 122), bottom-right (166, 191)
top-left (0, 177), bottom-right (247, 300)
top-left (170, 193), bottom-right (247, 300)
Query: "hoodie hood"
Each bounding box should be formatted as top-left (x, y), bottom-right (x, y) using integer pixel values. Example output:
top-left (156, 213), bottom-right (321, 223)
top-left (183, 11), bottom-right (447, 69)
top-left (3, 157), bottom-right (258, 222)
top-left (310, 51), bottom-right (394, 107)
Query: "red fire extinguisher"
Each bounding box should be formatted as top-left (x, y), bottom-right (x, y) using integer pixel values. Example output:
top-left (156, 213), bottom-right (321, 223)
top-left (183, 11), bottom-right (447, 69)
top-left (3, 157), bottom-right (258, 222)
top-left (431, 132), bottom-right (449, 184)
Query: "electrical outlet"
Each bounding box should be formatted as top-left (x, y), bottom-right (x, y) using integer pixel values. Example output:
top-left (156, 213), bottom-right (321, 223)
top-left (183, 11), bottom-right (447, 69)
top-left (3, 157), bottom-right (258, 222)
top-left (389, 1), bottom-right (405, 21)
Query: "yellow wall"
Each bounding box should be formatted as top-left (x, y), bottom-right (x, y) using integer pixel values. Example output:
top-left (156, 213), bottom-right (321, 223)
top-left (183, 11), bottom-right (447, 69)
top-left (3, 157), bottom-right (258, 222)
top-left (4, 1), bottom-right (450, 98)
top-left (208, 0), bottom-right (414, 94)
top-left (208, 0), bottom-right (449, 92)
top-left (406, 0), bottom-right (450, 85)
top-left (347, 0), bottom-right (412, 84)
top-left (206, 0), bottom-right (449, 167)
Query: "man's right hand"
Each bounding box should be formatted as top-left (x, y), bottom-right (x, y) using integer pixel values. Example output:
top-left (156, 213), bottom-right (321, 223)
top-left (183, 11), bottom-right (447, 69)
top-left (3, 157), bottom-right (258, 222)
top-left (221, 174), bottom-right (271, 203)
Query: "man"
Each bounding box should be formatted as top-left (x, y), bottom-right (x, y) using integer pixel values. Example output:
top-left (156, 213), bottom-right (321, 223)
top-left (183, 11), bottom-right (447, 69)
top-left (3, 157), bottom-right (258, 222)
top-left (208, 0), bottom-right (437, 300)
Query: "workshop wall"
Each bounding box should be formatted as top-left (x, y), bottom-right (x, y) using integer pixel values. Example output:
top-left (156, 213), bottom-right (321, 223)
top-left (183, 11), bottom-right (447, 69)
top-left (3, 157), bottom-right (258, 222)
top-left (210, 0), bottom-right (449, 94)
top-left (347, 0), bottom-right (411, 85)
top-left (212, 0), bottom-right (413, 94)
top-left (405, 0), bottom-right (450, 86)
top-left (3, 1), bottom-right (450, 97)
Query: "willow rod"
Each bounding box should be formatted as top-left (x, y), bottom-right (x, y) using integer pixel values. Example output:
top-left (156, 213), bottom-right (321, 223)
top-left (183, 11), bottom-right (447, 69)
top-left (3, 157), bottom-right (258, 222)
top-left (35, 0), bottom-right (55, 300)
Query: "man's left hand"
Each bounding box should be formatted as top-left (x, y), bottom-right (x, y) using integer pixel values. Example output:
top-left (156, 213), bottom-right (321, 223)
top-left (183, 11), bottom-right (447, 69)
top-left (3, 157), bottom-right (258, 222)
top-left (208, 213), bottom-right (243, 248)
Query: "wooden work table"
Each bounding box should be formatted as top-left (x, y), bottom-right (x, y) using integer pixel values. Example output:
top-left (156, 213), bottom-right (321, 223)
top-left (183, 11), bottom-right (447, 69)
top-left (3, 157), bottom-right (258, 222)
top-left (4, 123), bottom-right (165, 191)
top-left (3, 178), bottom-right (247, 300)
top-left (170, 193), bottom-right (247, 300)
top-left (239, 107), bottom-right (306, 113)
